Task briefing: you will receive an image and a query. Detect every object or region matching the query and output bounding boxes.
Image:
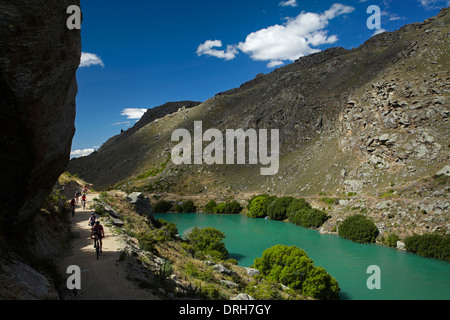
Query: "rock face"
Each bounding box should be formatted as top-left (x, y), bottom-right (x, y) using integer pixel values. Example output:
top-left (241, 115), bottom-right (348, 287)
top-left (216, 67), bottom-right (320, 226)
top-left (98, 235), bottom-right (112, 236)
top-left (0, 1), bottom-right (81, 232)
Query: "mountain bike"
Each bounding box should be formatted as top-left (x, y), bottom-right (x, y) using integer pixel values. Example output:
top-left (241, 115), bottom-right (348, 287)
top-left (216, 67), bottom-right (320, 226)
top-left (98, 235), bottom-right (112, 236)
top-left (93, 235), bottom-right (100, 260)
top-left (71, 204), bottom-right (75, 217)
top-left (82, 199), bottom-right (86, 210)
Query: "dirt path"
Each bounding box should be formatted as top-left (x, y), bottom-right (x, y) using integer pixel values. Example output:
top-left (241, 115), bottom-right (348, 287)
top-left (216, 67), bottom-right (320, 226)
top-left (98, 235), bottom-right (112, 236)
top-left (61, 193), bottom-right (159, 300)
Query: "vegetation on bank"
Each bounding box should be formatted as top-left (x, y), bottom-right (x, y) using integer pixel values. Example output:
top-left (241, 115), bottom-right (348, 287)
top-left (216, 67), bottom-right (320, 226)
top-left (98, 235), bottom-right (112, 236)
top-left (246, 194), bottom-right (330, 230)
top-left (96, 192), bottom-right (340, 300)
top-left (253, 245), bottom-right (340, 300)
top-left (404, 234), bottom-right (450, 262)
top-left (338, 215), bottom-right (380, 244)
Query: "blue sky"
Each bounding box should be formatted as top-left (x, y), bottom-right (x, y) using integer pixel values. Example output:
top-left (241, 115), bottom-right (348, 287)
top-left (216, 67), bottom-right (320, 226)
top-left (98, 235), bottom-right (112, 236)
top-left (71, 0), bottom-right (449, 158)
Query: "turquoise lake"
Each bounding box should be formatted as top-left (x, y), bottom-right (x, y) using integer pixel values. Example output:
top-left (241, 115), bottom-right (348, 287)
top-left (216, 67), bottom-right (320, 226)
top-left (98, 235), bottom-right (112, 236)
top-left (154, 213), bottom-right (450, 300)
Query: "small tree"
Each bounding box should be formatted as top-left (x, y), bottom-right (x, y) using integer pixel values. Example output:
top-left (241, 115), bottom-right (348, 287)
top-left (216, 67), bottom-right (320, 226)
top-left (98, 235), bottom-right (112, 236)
top-left (267, 196), bottom-right (295, 220)
top-left (181, 200), bottom-right (197, 213)
top-left (248, 196), bottom-right (268, 218)
top-left (204, 200), bottom-right (218, 213)
top-left (185, 227), bottom-right (228, 260)
top-left (252, 245), bottom-right (340, 300)
top-left (338, 215), bottom-right (379, 244)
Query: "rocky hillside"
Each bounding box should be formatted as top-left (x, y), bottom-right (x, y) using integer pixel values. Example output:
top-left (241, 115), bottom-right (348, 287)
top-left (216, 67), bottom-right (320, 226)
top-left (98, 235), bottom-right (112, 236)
top-left (69, 9), bottom-right (449, 240)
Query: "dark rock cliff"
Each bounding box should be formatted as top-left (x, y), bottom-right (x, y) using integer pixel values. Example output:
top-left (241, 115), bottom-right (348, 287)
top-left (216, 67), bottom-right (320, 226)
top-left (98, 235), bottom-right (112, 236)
top-left (0, 1), bottom-right (81, 233)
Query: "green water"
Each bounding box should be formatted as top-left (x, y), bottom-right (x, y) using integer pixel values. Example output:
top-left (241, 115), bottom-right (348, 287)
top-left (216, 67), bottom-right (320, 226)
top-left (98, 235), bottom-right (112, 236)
top-left (155, 213), bottom-right (450, 300)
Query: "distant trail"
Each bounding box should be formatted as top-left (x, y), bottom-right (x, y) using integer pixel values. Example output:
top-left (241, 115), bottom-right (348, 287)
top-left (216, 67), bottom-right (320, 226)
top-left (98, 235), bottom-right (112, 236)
top-left (61, 193), bottom-right (159, 300)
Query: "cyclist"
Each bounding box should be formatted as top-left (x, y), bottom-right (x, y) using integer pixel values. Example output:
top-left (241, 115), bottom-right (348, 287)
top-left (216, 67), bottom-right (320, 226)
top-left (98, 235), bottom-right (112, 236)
top-left (88, 212), bottom-right (97, 227)
top-left (75, 191), bottom-right (80, 204)
top-left (70, 198), bottom-right (76, 216)
top-left (91, 221), bottom-right (105, 254)
top-left (81, 193), bottom-right (87, 209)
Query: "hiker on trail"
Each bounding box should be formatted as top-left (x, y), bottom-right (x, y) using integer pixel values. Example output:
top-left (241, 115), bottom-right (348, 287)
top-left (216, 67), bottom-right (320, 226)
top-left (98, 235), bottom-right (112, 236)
top-left (91, 221), bottom-right (105, 253)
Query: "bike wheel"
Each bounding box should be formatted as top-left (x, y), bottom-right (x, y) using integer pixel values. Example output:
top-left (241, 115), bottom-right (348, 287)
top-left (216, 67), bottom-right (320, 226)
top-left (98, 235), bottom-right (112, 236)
top-left (95, 239), bottom-right (100, 260)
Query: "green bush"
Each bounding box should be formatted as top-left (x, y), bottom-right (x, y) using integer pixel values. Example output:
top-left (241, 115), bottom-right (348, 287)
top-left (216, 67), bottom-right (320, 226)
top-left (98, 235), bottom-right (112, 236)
top-left (246, 194), bottom-right (269, 210)
top-left (296, 209), bottom-right (329, 229)
top-left (384, 233), bottom-right (399, 247)
top-left (248, 196), bottom-right (268, 218)
top-left (181, 200), bottom-right (197, 213)
top-left (204, 200), bottom-right (218, 213)
top-left (185, 227), bottom-right (228, 260)
top-left (404, 234), bottom-right (450, 261)
top-left (267, 197), bottom-right (295, 221)
top-left (221, 201), bottom-right (242, 214)
top-left (252, 245), bottom-right (340, 300)
top-left (338, 215), bottom-right (379, 244)
top-left (153, 200), bottom-right (173, 213)
top-left (286, 198), bottom-right (312, 219)
top-left (214, 201), bottom-right (243, 214)
top-left (137, 232), bottom-right (156, 252)
top-left (302, 266), bottom-right (340, 300)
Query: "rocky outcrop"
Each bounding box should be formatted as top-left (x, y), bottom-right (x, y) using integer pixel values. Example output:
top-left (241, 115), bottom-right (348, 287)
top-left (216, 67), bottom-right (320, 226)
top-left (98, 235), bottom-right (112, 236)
top-left (126, 192), bottom-right (154, 219)
top-left (0, 0), bottom-right (81, 232)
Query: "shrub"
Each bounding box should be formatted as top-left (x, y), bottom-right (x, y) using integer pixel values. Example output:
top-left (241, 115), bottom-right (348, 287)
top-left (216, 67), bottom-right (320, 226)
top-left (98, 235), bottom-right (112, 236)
top-left (297, 209), bottom-right (330, 229)
top-left (137, 232), bottom-right (156, 252)
top-left (338, 215), bottom-right (379, 244)
top-left (252, 245), bottom-right (340, 300)
top-left (385, 233), bottom-right (399, 247)
top-left (204, 200), bottom-right (218, 213)
top-left (181, 200), bottom-right (197, 213)
top-left (221, 201), bottom-right (243, 214)
top-left (404, 234), bottom-right (450, 261)
top-left (267, 196), bottom-right (295, 221)
top-left (246, 194), bottom-right (269, 210)
top-left (286, 198), bottom-right (312, 220)
top-left (302, 266), bottom-right (340, 300)
top-left (214, 201), bottom-right (243, 214)
top-left (153, 200), bottom-right (172, 213)
top-left (286, 199), bottom-right (329, 229)
top-left (185, 227), bottom-right (228, 260)
top-left (248, 196), bottom-right (268, 218)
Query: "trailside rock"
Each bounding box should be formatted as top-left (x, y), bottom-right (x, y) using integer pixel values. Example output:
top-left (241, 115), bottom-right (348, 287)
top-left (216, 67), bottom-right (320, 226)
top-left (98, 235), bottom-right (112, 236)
top-left (126, 192), bottom-right (154, 219)
top-left (0, 0), bottom-right (81, 231)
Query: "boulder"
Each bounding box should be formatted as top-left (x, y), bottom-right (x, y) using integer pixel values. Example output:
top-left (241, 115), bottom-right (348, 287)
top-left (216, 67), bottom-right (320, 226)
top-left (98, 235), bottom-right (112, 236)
top-left (244, 267), bottom-right (260, 276)
top-left (436, 165), bottom-right (450, 177)
top-left (126, 192), bottom-right (154, 219)
top-left (0, 0), bottom-right (81, 232)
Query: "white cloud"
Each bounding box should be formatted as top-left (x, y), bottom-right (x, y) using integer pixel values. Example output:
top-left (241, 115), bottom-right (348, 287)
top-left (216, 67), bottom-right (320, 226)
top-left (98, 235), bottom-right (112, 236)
top-left (197, 3), bottom-right (355, 68)
top-left (418, 0), bottom-right (450, 9)
top-left (79, 52), bottom-right (104, 68)
top-left (120, 108), bottom-right (147, 120)
top-left (111, 121), bottom-right (132, 127)
top-left (238, 3), bottom-right (355, 67)
top-left (71, 148), bottom-right (95, 159)
top-left (279, 0), bottom-right (298, 7)
top-left (196, 40), bottom-right (239, 61)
